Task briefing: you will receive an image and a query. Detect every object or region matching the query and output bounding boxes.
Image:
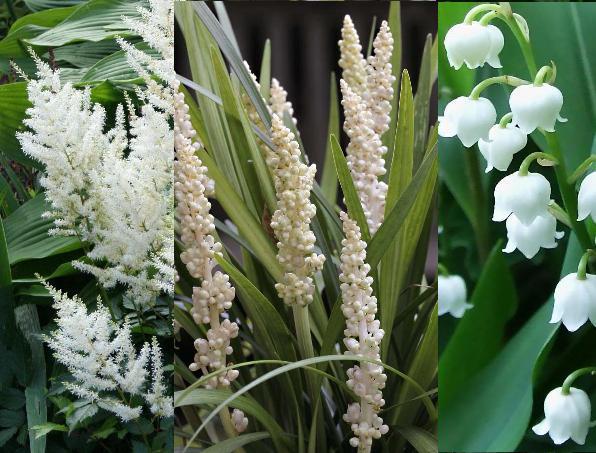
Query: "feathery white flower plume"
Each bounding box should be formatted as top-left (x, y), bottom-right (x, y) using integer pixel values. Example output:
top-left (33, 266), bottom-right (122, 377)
top-left (267, 114), bottom-right (325, 306)
top-left (339, 211), bottom-right (388, 450)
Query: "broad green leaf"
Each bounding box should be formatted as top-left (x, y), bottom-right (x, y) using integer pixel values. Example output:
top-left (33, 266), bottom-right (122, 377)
top-left (0, 409), bottom-right (25, 428)
top-left (24, 0), bottom-right (83, 11)
top-left (26, 0), bottom-right (142, 47)
top-left (320, 72), bottom-right (340, 205)
top-left (440, 243), bottom-right (518, 407)
top-left (0, 83), bottom-right (35, 167)
top-left (0, 214), bottom-right (15, 347)
top-left (52, 40), bottom-right (121, 68)
top-left (439, 236), bottom-right (583, 451)
top-left (330, 134), bottom-right (370, 242)
top-left (0, 427), bottom-right (18, 447)
top-left (4, 195), bottom-right (81, 265)
top-left (202, 431), bottom-right (271, 453)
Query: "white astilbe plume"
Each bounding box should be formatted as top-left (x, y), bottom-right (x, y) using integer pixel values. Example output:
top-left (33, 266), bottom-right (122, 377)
top-left (364, 21), bottom-right (395, 137)
top-left (43, 282), bottom-right (172, 421)
top-left (267, 114), bottom-right (325, 306)
top-left (17, 57), bottom-right (174, 305)
top-left (118, 0), bottom-right (174, 112)
top-left (173, 84), bottom-right (240, 390)
top-left (145, 337), bottom-right (174, 418)
top-left (339, 15), bottom-right (368, 96)
top-left (340, 80), bottom-right (388, 234)
top-left (339, 212), bottom-right (388, 451)
top-left (270, 77), bottom-right (297, 126)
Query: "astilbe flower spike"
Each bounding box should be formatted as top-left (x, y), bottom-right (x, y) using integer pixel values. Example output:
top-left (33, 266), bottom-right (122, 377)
top-left (267, 114), bottom-right (326, 306)
top-left (43, 282), bottom-right (172, 421)
top-left (339, 212), bottom-right (388, 451)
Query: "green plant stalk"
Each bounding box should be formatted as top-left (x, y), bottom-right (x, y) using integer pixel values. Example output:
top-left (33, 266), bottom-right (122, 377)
top-left (518, 151), bottom-right (558, 176)
top-left (498, 5), bottom-right (538, 78)
top-left (292, 305), bottom-right (319, 397)
top-left (465, 150), bottom-right (491, 261)
top-left (561, 366), bottom-right (596, 394)
top-left (568, 155), bottom-right (596, 184)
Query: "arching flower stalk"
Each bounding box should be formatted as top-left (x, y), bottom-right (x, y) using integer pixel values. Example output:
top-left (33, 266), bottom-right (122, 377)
top-left (174, 84), bottom-right (246, 432)
top-left (43, 282), bottom-right (173, 422)
top-left (339, 211), bottom-right (388, 452)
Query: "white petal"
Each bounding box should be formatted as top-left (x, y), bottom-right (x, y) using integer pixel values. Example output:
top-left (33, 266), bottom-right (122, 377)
top-left (532, 418), bottom-right (550, 436)
top-left (577, 172), bottom-right (596, 221)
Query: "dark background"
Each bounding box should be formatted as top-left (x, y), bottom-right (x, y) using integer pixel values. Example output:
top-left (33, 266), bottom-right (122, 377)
top-left (175, 1), bottom-right (437, 172)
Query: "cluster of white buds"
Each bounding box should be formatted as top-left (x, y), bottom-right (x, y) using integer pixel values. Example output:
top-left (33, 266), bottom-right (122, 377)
top-left (43, 282), bottom-right (173, 421)
top-left (339, 211), bottom-right (388, 450)
top-left (339, 16), bottom-right (395, 234)
top-left (267, 114), bottom-right (325, 306)
top-left (438, 274), bottom-right (473, 318)
top-left (270, 77), bottom-right (297, 126)
top-left (231, 408), bottom-right (249, 433)
top-left (173, 85), bottom-right (240, 391)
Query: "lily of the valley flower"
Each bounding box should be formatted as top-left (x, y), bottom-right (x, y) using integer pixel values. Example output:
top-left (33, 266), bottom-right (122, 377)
top-left (532, 387), bottom-right (592, 445)
top-left (551, 272), bottom-right (596, 332)
top-left (493, 171), bottom-right (551, 225)
top-left (578, 172), bottom-right (596, 222)
top-left (438, 96), bottom-right (496, 147)
top-left (478, 124), bottom-right (527, 172)
top-left (503, 213), bottom-right (564, 259)
top-left (444, 22), bottom-right (504, 70)
top-left (438, 275), bottom-right (472, 318)
top-left (509, 83), bottom-right (567, 134)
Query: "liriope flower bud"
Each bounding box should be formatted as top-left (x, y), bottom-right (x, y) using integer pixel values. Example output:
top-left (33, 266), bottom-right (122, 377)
top-left (339, 15), bottom-right (368, 96)
top-left (231, 408), bottom-right (249, 433)
top-left (270, 77), bottom-right (297, 126)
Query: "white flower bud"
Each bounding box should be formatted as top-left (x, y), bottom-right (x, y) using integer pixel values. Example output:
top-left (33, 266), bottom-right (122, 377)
top-left (478, 124), bottom-right (527, 172)
top-left (509, 83), bottom-right (567, 134)
top-left (438, 275), bottom-right (472, 318)
top-left (577, 172), bottom-right (596, 222)
top-left (532, 387), bottom-right (591, 445)
top-left (551, 272), bottom-right (596, 332)
top-left (493, 171), bottom-right (551, 225)
top-left (444, 22), bottom-right (504, 70)
top-left (439, 96), bottom-right (496, 147)
top-left (503, 213), bottom-right (564, 259)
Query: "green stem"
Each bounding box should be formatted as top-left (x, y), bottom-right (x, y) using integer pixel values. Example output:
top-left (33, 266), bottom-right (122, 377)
top-left (464, 3), bottom-right (502, 24)
top-left (497, 8), bottom-right (537, 78)
top-left (479, 11), bottom-right (498, 26)
top-left (547, 201), bottom-right (572, 228)
top-left (576, 249), bottom-right (595, 280)
top-left (561, 367), bottom-right (596, 394)
top-left (518, 152), bottom-right (558, 176)
top-left (469, 75), bottom-right (529, 100)
top-left (465, 150), bottom-right (490, 261)
top-left (437, 263), bottom-right (449, 276)
top-left (568, 155), bottom-right (596, 184)
top-left (499, 112), bottom-right (513, 128)
top-left (545, 133), bottom-right (593, 250)
top-left (534, 65), bottom-right (553, 86)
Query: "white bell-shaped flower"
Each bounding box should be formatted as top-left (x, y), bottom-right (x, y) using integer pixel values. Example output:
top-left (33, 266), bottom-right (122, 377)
top-left (493, 171), bottom-right (551, 225)
top-left (551, 272), bottom-right (596, 332)
top-left (578, 172), bottom-right (596, 222)
top-left (478, 124), bottom-right (527, 172)
top-left (444, 22), bottom-right (504, 70)
top-left (509, 83), bottom-right (567, 134)
top-left (438, 275), bottom-right (472, 318)
top-left (532, 387), bottom-right (591, 445)
top-left (439, 96), bottom-right (496, 147)
top-left (503, 213), bottom-right (564, 259)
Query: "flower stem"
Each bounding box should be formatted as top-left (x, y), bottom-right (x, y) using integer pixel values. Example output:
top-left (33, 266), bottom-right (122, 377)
top-left (561, 366), bottom-right (596, 394)
top-left (548, 201), bottom-right (572, 228)
top-left (576, 249), bottom-right (595, 280)
top-left (465, 150), bottom-right (491, 261)
top-left (499, 112), bottom-right (513, 128)
top-left (533, 65), bottom-right (554, 86)
top-left (469, 75), bottom-right (529, 100)
top-left (568, 155), bottom-right (596, 184)
top-left (518, 152), bottom-right (558, 176)
top-left (479, 11), bottom-right (498, 26)
top-left (464, 3), bottom-right (502, 24)
top-left (497, 7), bottom-right (537, 78)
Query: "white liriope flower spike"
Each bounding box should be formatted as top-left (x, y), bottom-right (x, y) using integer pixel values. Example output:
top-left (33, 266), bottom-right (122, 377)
top-left (533, 387), bottom-right (592, 445)
top-left (493, 171), bottom-right (551, 225)
top-left (270, 77), bottom-right (297, 126)
top-left (43, 283), bottom-right (171, 421)
top-left (509, 83), bottom-right (567, 134)
top-left (339, 212), bottom-right (388, 450)
top-left (503, 213), bottom-right (564, 259)
top-left (341, 79), bottom-right (388, 234)
top-left (478, 124), bottom-right (527, 172)
top-left (444, 22), bottom-right (504, 70)
top-left (268, 114), bottom-right (325, 306)
top-left (339, 15), bottom-right (368, 95)
top-left (578, 172), bottom-right (596, 222)
top-left (438, 275), bottom-right (472, 318)
top-left (438, 96), bottom-right (497, 147)
top-left (364, 20), bottom-right (395, 137)
top-left (551, 272), bottom-right (596, 332)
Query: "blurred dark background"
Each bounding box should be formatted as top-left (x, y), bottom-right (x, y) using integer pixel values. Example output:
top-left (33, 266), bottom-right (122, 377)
top-left (175, 1), bottom-right (437, 172)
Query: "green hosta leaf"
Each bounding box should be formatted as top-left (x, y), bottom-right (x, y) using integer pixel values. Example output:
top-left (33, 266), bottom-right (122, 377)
top-left (0, 409), bottom-right (25, 428)
top-left (203, 431), bottom-right (271, 453)
top-left (52, 40), bottom-right (121, 68)
top-left (0, 83), bottom-right (35, 167)
top-left (0, 427), bottom-right (18, 447)
top-left (0, 389), bottom-right (25, 411)
top-left (440, 243), bottom-right (518, 407)
top-left (24, 0), bottom-right (84, 12)
top-left (4, 195), bottom-right (81, 265)
top-left (330, 134), bottom-right (370, 242)
top-left (26, 0), bottom-right (142, 48)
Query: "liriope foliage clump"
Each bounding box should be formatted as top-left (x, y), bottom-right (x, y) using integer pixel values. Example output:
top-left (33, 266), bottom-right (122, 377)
top-left (174, 2), bottom-right (438, 452)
